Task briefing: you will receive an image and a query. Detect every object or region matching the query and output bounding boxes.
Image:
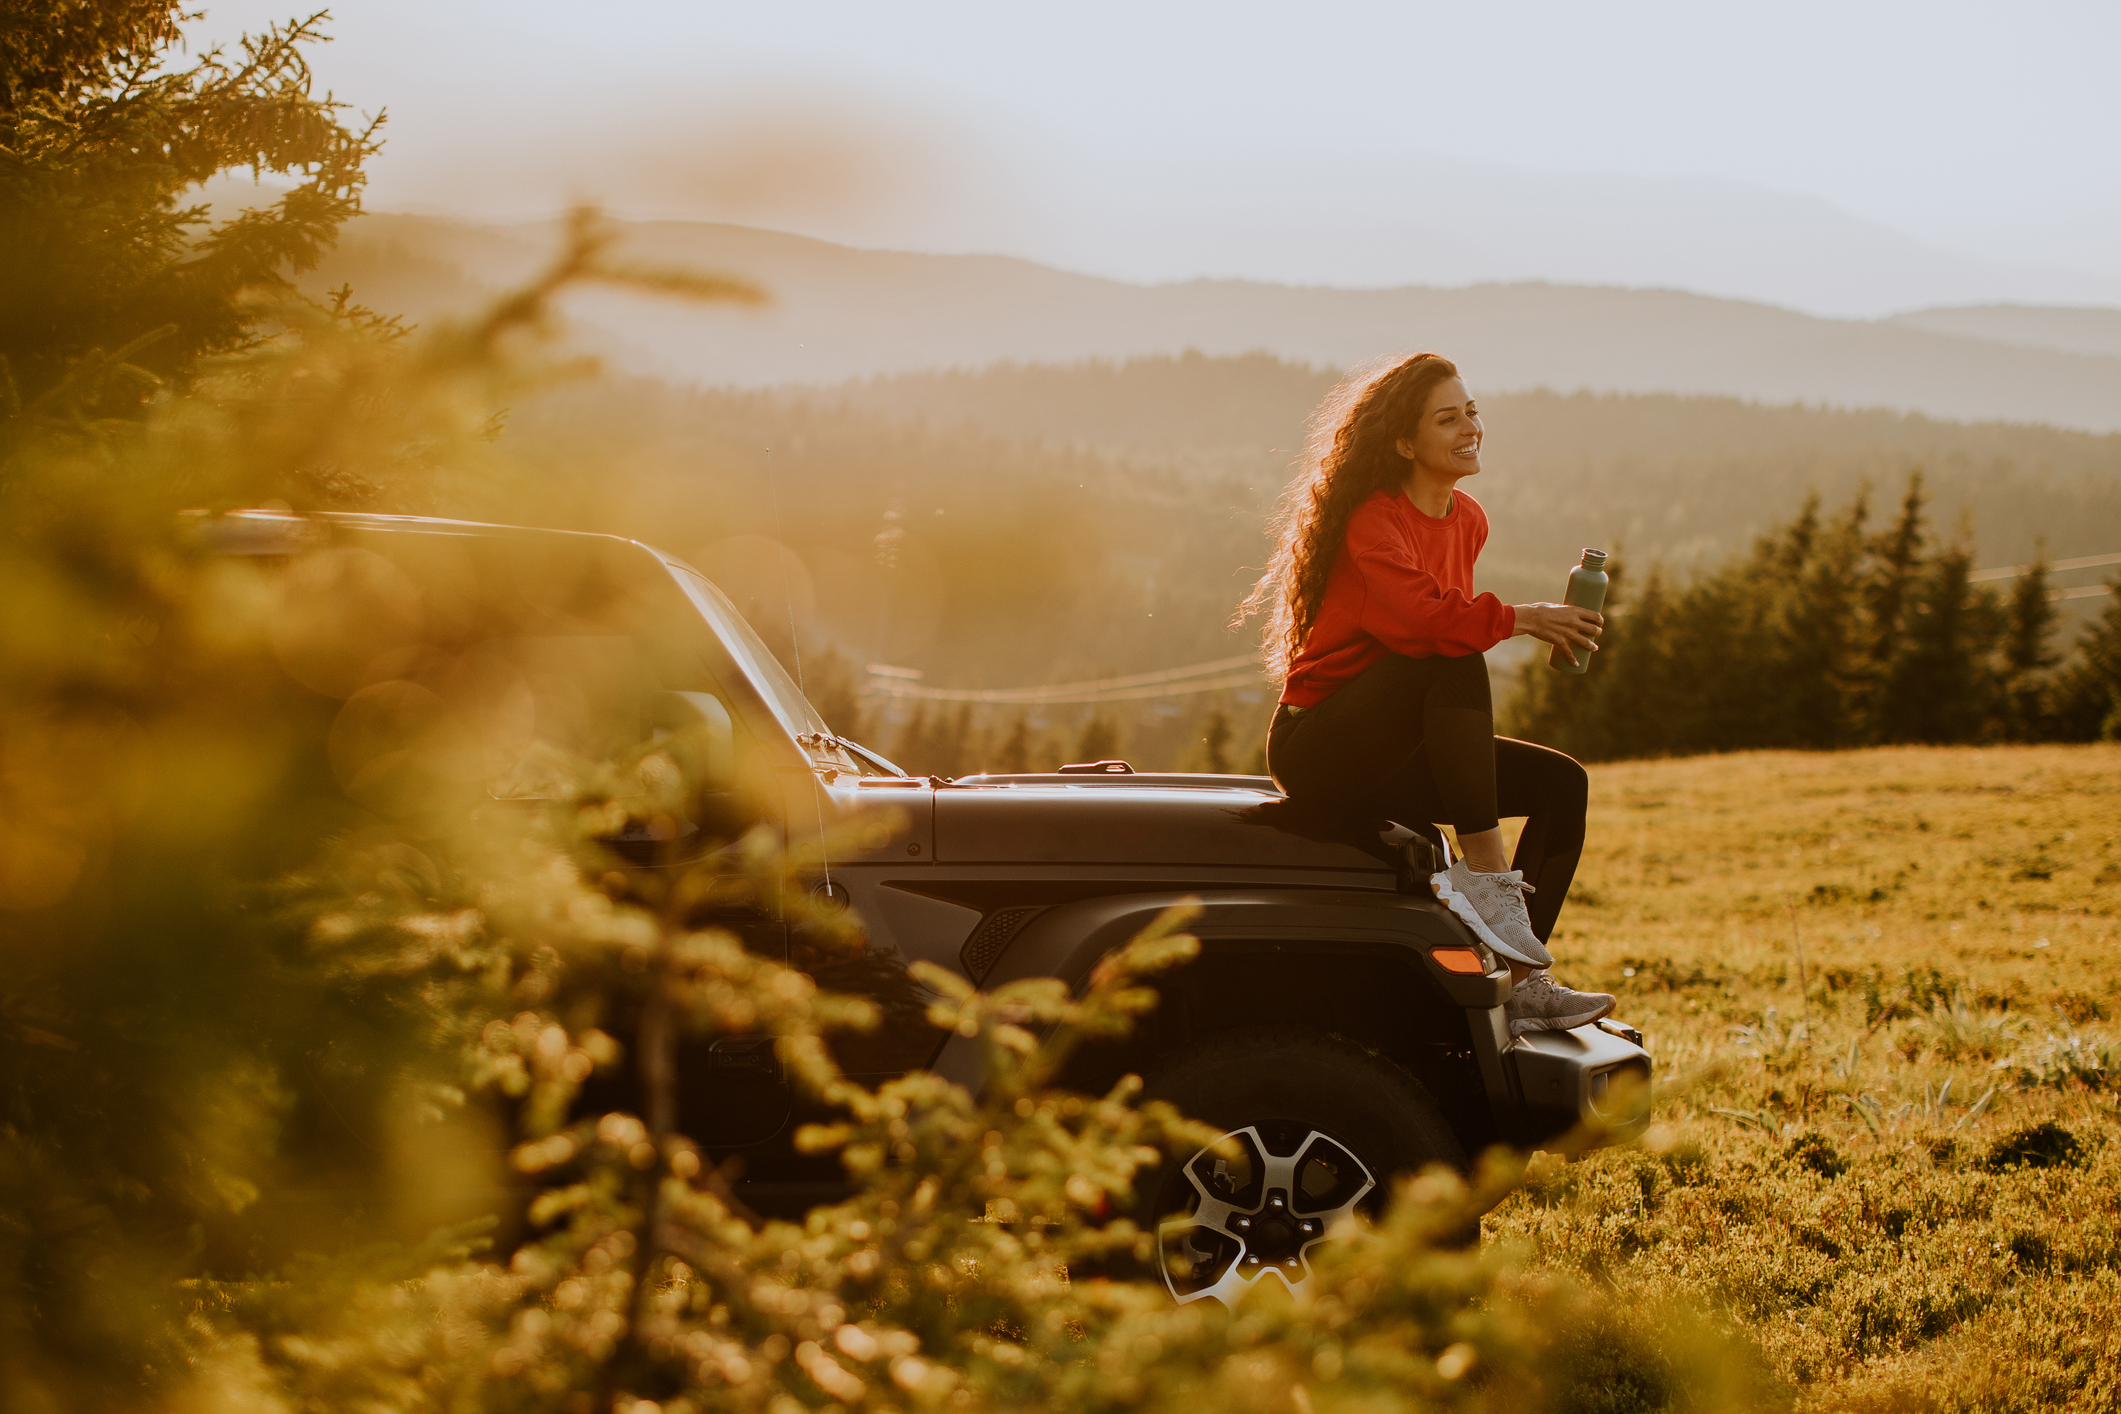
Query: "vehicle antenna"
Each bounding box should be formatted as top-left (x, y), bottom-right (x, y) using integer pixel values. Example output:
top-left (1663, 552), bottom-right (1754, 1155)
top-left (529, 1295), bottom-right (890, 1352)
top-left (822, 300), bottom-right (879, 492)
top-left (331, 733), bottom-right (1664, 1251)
top-left (766, 447), bottom-right (832, 891)
top-left (766, 448), bottom-right (807, 697)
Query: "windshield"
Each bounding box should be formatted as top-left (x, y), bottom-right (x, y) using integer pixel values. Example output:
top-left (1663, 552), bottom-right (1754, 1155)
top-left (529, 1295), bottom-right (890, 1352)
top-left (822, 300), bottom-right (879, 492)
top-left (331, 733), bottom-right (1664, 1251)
top-left (670, 564), bottom-right (857, 768)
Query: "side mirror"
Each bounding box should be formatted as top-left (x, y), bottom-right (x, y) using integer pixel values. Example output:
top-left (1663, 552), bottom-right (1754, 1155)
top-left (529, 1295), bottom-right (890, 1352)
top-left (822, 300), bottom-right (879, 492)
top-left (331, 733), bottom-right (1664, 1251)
top-left (651, 691), bottom-right (736, 792)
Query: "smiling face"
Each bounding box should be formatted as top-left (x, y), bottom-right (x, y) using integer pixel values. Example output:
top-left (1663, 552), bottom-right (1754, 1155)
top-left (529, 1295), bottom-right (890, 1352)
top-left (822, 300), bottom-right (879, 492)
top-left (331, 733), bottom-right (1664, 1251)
top-left (1393, 376), bottom-right (1482, 483)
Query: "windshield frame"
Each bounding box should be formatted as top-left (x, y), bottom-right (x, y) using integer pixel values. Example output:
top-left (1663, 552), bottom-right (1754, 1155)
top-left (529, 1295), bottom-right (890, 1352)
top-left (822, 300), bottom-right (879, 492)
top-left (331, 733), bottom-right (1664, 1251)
top-left (668, 562), bottom-right (862, 772)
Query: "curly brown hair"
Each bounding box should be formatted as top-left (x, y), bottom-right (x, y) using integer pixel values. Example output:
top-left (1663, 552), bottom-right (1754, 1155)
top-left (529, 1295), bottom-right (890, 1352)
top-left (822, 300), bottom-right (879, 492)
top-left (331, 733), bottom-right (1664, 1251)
top-left (1236, 352), bottom-right (1461, 679)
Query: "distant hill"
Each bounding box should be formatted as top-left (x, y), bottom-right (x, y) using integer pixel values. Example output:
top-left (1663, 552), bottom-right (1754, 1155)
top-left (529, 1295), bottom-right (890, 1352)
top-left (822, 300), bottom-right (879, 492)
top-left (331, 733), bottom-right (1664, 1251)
top-left (1885, 304), bottom-right (2121, 360)
top-left (312, 213), bottom-right (2121, 433)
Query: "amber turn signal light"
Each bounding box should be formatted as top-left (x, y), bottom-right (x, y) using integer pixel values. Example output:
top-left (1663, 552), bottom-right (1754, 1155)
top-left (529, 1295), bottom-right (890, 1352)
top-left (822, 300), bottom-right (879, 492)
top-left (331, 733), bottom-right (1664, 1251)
top-left (1430, 947), bottom-right (1487, 975)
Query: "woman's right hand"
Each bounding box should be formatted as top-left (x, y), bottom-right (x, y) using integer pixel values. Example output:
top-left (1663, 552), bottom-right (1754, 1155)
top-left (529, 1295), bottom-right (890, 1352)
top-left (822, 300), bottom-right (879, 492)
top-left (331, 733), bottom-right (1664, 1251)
top-left (1511, 602), bottom-right (1604, 666)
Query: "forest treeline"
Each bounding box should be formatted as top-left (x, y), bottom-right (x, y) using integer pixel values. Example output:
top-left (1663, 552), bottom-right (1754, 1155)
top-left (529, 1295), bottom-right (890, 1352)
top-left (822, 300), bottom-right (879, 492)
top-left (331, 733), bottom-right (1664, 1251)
top-left (819, 353), bottom-right (2121, 588)
top-left (493, 358), bottom-right (2121, 774)
top-left (803, 665), bottom-right (1251, 780)
top-left (1502, 476), bottom-right (2121, 759)
top-left (503, 358), bottom-right (2115, 673)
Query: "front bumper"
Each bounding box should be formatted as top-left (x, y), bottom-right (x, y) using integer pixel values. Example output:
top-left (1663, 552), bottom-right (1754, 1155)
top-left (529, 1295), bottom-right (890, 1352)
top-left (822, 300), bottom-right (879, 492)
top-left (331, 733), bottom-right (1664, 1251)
top-left (1505, 1020), bottom-right (1653, 1149)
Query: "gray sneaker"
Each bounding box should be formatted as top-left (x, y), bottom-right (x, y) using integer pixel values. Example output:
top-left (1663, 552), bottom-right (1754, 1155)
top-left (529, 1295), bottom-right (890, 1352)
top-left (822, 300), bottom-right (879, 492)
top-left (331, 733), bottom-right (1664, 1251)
top-left (1431, 861), bottom-right (1552, 967)
top-left (1506, 972), bottom-right (1616, 1036)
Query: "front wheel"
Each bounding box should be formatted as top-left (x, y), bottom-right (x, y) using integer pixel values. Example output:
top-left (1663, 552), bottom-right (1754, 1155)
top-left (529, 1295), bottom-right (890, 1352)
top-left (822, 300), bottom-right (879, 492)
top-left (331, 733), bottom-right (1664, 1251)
top-left (1138, 1026), bottom-right (1466, 1307)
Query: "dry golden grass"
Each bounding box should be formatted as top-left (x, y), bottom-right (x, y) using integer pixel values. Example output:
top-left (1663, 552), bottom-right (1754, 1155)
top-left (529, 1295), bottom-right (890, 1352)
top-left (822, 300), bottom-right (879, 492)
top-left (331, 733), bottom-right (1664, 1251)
top-left (1484, 744), bottom-right (2121, 1412)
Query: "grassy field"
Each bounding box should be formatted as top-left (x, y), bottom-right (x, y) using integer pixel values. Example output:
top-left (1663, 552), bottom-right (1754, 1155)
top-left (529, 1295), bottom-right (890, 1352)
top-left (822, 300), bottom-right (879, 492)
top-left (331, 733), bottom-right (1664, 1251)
top-left (1482, 743), bottom-right (2121, 1412)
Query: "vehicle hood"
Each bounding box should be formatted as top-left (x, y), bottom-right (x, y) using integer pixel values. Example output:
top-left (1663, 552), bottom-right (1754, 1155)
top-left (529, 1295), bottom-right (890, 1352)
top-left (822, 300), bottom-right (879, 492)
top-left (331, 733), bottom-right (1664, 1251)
top-left (932, 782), bottom-right (1402, 874)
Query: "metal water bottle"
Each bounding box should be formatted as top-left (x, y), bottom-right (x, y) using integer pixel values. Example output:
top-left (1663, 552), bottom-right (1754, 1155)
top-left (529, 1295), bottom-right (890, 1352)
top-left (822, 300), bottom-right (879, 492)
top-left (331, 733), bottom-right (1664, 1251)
top-left (1548, 548), bottom-right (1609, 674)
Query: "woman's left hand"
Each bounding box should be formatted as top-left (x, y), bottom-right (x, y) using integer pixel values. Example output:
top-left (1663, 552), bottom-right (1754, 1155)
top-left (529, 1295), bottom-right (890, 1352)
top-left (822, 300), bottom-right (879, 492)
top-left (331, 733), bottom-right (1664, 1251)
top-left (1511, 602), bottom-right (1603, 665)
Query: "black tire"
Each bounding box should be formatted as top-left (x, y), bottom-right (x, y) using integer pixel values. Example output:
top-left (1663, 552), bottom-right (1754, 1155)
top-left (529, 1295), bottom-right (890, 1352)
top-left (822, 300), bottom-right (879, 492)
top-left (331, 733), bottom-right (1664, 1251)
top-left (1131, 1026), bottom-right (1468, 1303)
top-left (1147, 1025), bottom-right (1467, 1187)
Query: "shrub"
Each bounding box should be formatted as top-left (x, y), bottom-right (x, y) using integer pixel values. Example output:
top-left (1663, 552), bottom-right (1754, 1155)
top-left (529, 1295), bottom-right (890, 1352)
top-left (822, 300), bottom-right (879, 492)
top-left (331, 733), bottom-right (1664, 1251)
top-left (1999, 1030), bottom-right (2113, 1091)
top-left (1783, 1132), bottom-right (1847, 1179)
top-left (1984, 1121), bottom-right (2086, 1172)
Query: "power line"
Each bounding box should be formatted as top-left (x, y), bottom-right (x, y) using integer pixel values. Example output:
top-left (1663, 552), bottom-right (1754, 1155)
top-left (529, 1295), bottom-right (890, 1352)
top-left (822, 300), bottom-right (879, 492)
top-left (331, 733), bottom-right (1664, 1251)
top-left (1959, 546), bottom-right (2112, 580)
top-left (865, 656), bottom-right (1266, 705)
top-left (863, 552), bottom-right (2117, 708)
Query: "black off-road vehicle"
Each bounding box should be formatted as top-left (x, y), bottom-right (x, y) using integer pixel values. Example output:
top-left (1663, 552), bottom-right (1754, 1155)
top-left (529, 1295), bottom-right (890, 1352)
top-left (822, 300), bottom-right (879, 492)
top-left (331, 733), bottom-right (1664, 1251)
top-left (213, 511), bottom-right (1650, 1307)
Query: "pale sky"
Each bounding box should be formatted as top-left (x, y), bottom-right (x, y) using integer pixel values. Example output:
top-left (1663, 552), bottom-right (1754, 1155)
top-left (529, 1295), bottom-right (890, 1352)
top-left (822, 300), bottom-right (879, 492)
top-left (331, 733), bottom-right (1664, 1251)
top-left (186, 1), bottom-right (2121, 314)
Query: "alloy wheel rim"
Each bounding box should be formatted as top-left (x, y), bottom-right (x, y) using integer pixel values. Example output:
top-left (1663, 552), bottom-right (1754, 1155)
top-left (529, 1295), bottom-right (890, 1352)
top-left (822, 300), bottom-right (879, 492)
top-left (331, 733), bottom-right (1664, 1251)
top-left (1155, 1122), bottom-right (1375, 1306)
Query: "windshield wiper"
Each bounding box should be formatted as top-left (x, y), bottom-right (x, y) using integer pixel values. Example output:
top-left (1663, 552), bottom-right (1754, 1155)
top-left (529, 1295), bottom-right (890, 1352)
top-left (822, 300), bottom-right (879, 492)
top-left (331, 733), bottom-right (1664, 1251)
top-left (798, 732), bottom-right (907, 778)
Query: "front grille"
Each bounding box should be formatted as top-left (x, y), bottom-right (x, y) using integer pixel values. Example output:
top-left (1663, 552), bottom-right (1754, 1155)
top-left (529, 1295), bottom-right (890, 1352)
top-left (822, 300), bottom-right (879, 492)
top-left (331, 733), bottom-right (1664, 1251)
top-left (960, 905), bottom-right (1044, 983)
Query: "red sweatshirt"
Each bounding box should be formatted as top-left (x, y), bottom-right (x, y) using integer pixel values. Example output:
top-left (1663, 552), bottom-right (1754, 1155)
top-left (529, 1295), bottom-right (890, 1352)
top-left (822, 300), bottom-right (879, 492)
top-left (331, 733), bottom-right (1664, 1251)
top-left (1279, 488), bottom-right (1516, 708)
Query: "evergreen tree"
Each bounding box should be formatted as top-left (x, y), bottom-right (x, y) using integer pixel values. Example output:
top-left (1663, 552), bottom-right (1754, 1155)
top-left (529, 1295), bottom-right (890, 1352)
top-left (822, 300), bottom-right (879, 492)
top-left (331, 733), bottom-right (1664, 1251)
top-left (1862, 476), bottom-right (1929, 734)
top-left (0, 204), bottom-right (772, 1405)
top-left (997, 714), bottom-right (1033, 772)
top-left (1774, 494), bottom-right (1869, 748)
top-left (937, 702), bottom-right (978, 777)
top-left (1196, 707), bottom-right (1232, 773)
top-left (1665, 566), bottom-right (1768, 753)
top-left (1882, 538), bottom-right (2000, 743)
top-left (2054, 578), bottom-right (2121, 741)
top-left (1582, 566), bottom-right (1672, 759)
top-left (893, 702), bottom-right (931, 772)
top-left (2, 4), bottom-right (382, 428)
top-left (1075, 711), bottom-right (1120, 764)
top-left (804, 647), bottom-right (870, 744)
top-left (2001, 551), bottom-right (2059, 739)
top-left (1039, 724), bottom-right (1075, 771)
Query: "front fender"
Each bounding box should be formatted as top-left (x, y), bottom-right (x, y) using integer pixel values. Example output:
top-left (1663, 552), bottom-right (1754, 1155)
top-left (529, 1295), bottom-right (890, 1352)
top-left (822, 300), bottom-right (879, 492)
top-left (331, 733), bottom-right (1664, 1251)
top-left (930, 888), bottom-right (1511, 1099)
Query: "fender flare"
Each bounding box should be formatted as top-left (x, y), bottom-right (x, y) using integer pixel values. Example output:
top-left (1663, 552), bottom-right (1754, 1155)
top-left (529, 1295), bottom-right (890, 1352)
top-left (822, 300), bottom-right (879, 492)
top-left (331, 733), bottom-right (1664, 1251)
top-left (930, 888), bottom-right (1515, 1112)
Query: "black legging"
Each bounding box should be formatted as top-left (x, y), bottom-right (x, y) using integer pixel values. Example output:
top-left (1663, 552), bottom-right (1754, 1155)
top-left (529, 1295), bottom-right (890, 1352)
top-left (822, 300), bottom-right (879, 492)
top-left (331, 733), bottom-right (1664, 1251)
top-left (1266, 651), bottom-right (1588, 943)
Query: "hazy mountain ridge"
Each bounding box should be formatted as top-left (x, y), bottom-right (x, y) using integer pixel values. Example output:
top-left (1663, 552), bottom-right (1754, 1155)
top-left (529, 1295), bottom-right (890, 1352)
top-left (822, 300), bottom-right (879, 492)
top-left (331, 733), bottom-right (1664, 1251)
top-left (1061, 151), bottom-right (2121, 316)
top-left (312, 213), bottom-right (2121, 433)
top-left (1885, 305), bottom-right (2121, 360)
top-left (824, 354), bottom-right (2121, 476)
